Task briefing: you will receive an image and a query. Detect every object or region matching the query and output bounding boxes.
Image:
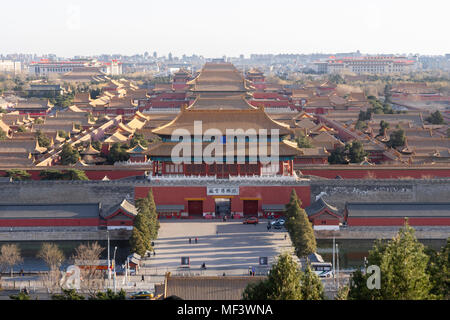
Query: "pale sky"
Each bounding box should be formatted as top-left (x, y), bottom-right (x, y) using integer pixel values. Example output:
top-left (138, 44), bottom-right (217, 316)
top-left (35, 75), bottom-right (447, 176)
top-left (0, 0), bottom-right (449, 58)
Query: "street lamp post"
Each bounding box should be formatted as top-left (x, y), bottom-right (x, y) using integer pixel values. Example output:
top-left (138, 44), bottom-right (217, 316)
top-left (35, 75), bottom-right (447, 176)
top-left (107, 231), bottom-right (111, 284)
top-left (336, 243), bottom-right (340, 290)
top-left (113, 246), bottom-right (118, 293)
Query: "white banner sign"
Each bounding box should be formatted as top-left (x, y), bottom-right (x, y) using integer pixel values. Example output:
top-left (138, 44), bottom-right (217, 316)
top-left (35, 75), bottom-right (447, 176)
top-left (207, 185), bottom-right (239, 196)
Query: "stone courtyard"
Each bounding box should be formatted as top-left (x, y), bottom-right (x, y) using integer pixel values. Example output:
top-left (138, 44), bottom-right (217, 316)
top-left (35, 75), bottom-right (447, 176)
top-left (140, 220), bottom-right (296, 276)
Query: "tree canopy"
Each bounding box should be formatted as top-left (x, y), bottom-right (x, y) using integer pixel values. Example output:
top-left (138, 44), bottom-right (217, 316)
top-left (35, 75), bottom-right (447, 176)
top-left (60, 143), bottom-right (80, 165)
top-left (129, 133), bottom-right (148, 148)
top-left (387, 129), bottom-right (406, 149)
top-left (130, 189), bottom-right (160, 256)
top-left (348, 221), bottom-right (436, 300)
top-left (328, 146), bottom-right (348, 165)
top-left (105, 143), bottom-right (130, 164)
top-left (242, 252), bottom-right (325, 300)
top-left (5, 169), bottom-right (31, 181)
top-left (35, 130), bottom-right (51, 148)
top-left (296, 133), bottom-right (313, 148)
top-left (285, 190), bottom-right (316, 258)
top-left (378, 120), bottom-right (390, 137)
top-left (426, 111), bottom-right (445, 125)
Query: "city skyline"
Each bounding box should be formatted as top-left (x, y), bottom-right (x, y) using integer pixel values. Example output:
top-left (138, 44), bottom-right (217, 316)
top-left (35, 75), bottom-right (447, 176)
top-left (0, 0), bottom-right (449, 58)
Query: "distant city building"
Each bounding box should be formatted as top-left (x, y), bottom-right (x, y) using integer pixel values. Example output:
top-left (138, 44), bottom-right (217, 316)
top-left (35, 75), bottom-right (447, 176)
top-left (100, 59), bottom-right (123, 75)
top-left (0, 60), bottom-right (22, 73)
top-left (29, 58), bottom-right (122, 76)
top-left (313, 56), bottom-right (416, 75)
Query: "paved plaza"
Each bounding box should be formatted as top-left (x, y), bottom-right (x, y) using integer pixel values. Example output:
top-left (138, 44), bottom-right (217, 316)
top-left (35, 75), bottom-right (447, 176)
top-left (141, 220), bottom-right (297, 276)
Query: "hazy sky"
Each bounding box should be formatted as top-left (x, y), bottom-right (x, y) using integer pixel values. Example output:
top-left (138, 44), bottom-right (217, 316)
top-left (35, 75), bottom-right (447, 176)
top-left (1, 0), bottom-right (449, 58)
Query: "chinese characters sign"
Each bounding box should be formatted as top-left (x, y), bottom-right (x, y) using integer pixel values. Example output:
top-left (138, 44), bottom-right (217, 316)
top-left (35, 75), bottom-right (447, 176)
top-left (207, 185), bottom-right (239, 196)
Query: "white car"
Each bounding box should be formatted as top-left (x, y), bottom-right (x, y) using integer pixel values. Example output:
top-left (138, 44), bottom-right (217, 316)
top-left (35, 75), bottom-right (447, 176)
top-left (315, 270), bottom-right (334, 278)
top-left (271, 218), bottom-right (285, 226)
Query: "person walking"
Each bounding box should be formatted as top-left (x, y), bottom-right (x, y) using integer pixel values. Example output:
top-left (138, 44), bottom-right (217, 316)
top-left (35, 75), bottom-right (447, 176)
top-left (141, 275), bottom-right (145, 282)
top-left (189, 238), bottom-right (191, 244)
top-left (195, 237), bottom-right (198, 244)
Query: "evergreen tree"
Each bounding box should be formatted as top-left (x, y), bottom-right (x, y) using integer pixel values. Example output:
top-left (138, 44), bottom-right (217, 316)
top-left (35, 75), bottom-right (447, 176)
top-left (5, 169), bottom-right (31, 181)
top-left (378, 120), bottom-right (389, 137)
top-left (129, 228), bottom-right (148, 257)
top-left (242, 253), bottom-right (303, 300)
top-left (380, 223), bottom-right (432, 299)
top-left (335, 285), bottom-right (350, 300)
top-left (129, 191), bottom-right (160, 256)
top-left (348, 221), bottom-right (434, 300)
top-left (358, 110), bottom-right (372, 121)
top-left (387, 129), bottom-right (406, 148)
top-left (146, 189), bottom-right (160, 240)
top-left (35, 130), bottom-right (51, 148)
top-left (60, 143), bottom-right (80, 165)
top-left (425, 240), bottom-right (449, 300)
top-left (348, 141), bottom-right (367, 163)
top-left (355, 120), bottom-right (367, 131)
top-left (89, 289), bottom-right (126, 300)
top-left (285, 189), bottom-right (300, 220)
top-left (39, 170), bottom-right (64, 180)
top-left (63, 169), bottom-right (89, 180)
top-left (129, 133), bottom-right (149, 148)
top-left (106, 143), bottom-right (130, 164)
top-left (348, 268), bottom-right (378, 300)
top-left (426, 111), bottom-right (445, 125)
top-left (300, 265), bottom-right (325, 300)
top-left (328, 146), bottom-right (348, 164)
top-left (285, 190), bottom-right (316, 258)
top-left (58, 130), bottom-right (69, 140)
top-left (134, 207), bottom-right (151, 242)
top-left (296, 133), bottom-right (313, 148)
top-left (51, 289), bottom-right (85, 300)
top-left (242, 278), bottom-right (272, 300)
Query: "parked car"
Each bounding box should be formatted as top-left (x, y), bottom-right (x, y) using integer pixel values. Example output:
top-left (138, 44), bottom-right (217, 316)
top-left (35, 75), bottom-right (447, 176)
top-left (243, 217), bottom-right (259, 224)
top-left (271, 218), bottom-right (285, 226)
top-left (130, 291), bottom-right (153, 299)
top-left (272, 222), bottom-right (284, 229)
top-left (318, 270), bottom-right (334, 278)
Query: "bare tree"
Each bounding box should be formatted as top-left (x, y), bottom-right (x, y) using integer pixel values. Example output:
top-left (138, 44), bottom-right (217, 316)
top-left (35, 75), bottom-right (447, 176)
top-left (37, 243), bottom-right (65, 293)
top-left (0, 244), bottom-right (23, 277)
top-left (71, 242), bottom-right (105, 295)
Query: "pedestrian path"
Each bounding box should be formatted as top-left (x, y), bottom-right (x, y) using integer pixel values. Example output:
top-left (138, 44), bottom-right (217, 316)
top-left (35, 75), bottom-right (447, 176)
top-left (140, 220), bottom-right (295, 276)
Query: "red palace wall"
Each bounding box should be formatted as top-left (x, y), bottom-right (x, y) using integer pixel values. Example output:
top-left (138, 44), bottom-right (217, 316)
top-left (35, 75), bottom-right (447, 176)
top-left (294, 158), bottom-right (328, 165)
top-left (311, 218), bottom-right (340, 226)
top-left (135, 185), bottom-right (311, 216)
top-left (2, 167), bottom-right (449, 181)
top-left (347, 217), bottom-right (450, 227)
top-left (299, 167), bottom-right (450, 179)
top-left (0, 218), bottom-right (100, 227)
top-left (0, 169), bottom-right (147, 181)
